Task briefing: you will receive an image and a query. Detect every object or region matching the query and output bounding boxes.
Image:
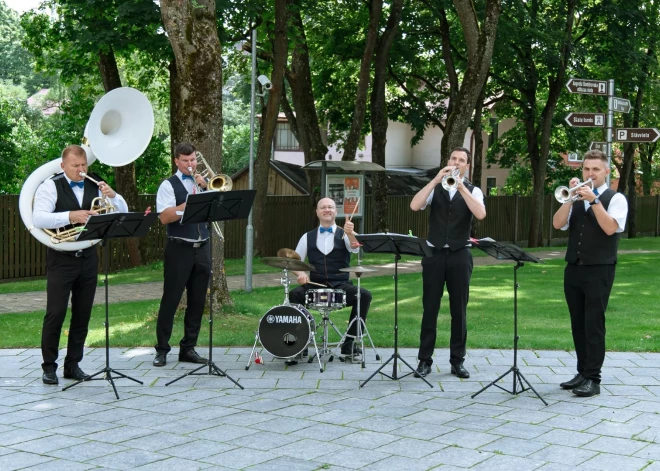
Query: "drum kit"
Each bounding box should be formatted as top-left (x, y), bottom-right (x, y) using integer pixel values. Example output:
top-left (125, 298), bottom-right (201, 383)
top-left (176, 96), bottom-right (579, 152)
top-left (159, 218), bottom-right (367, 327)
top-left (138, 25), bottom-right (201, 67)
top-left (245, 248), bottom-right (380, 371)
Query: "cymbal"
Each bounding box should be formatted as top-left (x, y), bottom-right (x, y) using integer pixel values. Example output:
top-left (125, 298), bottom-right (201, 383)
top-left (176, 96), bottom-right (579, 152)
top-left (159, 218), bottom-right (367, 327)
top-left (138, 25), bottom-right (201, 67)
top-left (339, 266), bottom-right (377, 274)
top-left (261, 257), bottom-right (316, 272)
top-left (276, 248), bottom-right (300, 260)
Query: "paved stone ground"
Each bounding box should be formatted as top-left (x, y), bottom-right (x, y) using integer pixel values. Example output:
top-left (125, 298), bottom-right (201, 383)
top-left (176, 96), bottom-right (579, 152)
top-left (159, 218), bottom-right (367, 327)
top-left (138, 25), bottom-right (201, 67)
top-left (1, 347), bottom-right (660, 470)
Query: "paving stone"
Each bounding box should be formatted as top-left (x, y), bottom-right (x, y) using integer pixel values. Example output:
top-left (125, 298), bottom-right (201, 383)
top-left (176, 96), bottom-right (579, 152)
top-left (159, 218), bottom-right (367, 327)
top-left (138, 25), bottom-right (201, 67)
top-left (479, 436), bottom-right (549, 457)
top-left (87, 449), bottom-right (168, 470)
top-left (633, 443), bottom-right (660, 460)
top-left (9, 434), bottom-right (88, 454)
top-left (160, 439), bottom-right (237, 460)
top-left (271, 438), bottom-right (346, 460)
top-left (423, 445), bottom-right (493, 467)
top-left (373, 437), bottom-right (447, 458)
top-left (528, 444), bottom-right (598, 466)
top-left (244, 455), bottom-right (324, 471)
top-left (313, 446), bottom-right (392, 468)
top-left (331, 430), bottom-right (400, 449)
top-left (0, 428), bottom-right (51, 446)
top-left (20, 459), bottom-right (98, 470)
top-left (471, 454), bottom-right (548, 471)
top-left (0, 451), bottom-right (53, 470)
top-left (48, 441), bottom-right (129, 461)
top-left (433, 429), bottom-right (499, 449)
top-left (579, 452), bottom-right (652, 471)
top-left (202, 447), bottom-right (277, 468)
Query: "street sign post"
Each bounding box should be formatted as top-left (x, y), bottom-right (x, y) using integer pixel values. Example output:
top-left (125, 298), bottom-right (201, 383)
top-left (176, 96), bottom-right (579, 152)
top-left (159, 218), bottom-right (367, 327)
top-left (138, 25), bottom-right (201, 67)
top-left (613, 97), bottom-right (631, 113)
top-left (565, 78), bottom-right (608, 95)
top-left (590, 142), bottom-right (607, 151)
top-left (565, 113), bottom-right (605, 127)
top-left (615, 128), bottom-right (660, 143)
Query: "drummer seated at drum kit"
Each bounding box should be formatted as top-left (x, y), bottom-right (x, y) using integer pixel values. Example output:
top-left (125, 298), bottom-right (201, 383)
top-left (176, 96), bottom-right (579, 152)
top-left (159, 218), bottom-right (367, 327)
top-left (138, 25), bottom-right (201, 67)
top-left (289, 197), bottom-right (372, 357)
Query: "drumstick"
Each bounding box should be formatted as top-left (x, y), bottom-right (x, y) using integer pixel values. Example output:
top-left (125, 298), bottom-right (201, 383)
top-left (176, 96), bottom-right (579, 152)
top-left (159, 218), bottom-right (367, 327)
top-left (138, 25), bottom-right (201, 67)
top-left (306, 281), bottom-right (327, 287)
top-left (346, 197), bottom-right (361, 222)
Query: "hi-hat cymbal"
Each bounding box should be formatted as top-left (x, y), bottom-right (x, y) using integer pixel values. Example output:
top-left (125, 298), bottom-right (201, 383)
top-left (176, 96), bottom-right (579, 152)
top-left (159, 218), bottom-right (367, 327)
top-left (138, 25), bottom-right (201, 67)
top-left (339, 266), bottom-right (377, 274)
top-left (276, 248), bottom-right (301, 260)
top-left (261, 257), bottom-right (315, 272)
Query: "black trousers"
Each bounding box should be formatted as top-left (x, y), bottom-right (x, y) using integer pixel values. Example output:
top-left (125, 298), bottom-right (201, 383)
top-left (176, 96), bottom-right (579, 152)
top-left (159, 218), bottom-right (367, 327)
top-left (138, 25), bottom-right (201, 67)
top-left (564, 263), bottom-right (616, 383)
top-left (155, 241), bottom-right (211, 353)
top-left (289, 281), bottom-right (371, 336)
top-left (418, 247), bottom-right (473, 366)
top-left (42, 247), bottom-right (98, 371)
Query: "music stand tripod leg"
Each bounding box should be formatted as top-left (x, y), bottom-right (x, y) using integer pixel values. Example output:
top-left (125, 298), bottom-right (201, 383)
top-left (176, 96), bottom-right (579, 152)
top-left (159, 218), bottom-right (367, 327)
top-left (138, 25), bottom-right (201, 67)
top-left (62, 239), bottom-right (143, 400)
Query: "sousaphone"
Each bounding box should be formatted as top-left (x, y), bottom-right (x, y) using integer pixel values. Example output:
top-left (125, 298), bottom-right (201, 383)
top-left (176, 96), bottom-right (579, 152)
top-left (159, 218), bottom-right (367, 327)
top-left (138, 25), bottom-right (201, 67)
top-left (19, 87), bottom-right (154, 251)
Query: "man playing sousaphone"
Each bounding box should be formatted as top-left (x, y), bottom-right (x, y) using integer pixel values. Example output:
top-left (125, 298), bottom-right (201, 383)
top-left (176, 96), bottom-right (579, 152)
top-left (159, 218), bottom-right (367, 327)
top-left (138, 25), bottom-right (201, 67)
top-left (290, 197), bottom-right (372, 357)
top-left (32, 145), bottom-right (128, 385)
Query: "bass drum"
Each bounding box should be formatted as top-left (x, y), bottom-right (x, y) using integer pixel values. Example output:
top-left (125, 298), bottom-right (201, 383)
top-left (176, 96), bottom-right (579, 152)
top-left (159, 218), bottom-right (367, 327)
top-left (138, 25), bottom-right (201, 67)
top-left (259, 304), bottom-right (315, 358)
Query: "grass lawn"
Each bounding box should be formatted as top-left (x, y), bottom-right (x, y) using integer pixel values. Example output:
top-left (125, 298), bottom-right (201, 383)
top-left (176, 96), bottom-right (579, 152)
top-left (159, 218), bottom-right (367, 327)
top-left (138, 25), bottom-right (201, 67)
top-left (1, 250), bottom-right (657, 353)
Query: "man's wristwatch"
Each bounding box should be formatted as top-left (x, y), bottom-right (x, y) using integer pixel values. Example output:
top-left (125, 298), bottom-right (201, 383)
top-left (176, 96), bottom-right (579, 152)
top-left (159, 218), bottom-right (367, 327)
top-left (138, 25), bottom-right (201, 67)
top-left (590, 197), bottom-right (600, 206)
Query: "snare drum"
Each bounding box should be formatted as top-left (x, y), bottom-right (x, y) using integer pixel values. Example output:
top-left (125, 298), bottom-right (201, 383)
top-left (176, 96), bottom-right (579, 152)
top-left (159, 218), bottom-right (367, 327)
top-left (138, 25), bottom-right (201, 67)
top-left (306, 288), bottom-right (346, 310)
top-left (259, 304), bottom-right (316, 358)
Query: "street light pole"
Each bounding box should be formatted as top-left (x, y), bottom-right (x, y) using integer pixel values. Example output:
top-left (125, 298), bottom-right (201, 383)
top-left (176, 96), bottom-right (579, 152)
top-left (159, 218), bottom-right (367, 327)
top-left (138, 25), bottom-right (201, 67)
top-left (245, 28), bottom-right (256, 292)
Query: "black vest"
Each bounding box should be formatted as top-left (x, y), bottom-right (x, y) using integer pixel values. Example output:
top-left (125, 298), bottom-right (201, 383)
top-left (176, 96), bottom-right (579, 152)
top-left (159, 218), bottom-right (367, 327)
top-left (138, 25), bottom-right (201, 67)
top-left (51, 172), bottom-right (99, 231)
top-left (427, 182), bottom-right (476, 251)
top-left (166, 175), bottom-right (210, 240)
top-left (565, 188), bottom-right (621, 265)
top-left (307, 227), bottom-right (351, 287)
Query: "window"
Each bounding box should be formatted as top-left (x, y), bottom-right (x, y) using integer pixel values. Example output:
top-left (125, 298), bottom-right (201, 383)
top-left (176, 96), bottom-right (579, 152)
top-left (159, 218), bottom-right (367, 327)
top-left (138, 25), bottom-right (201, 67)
top-left (488, 118), bottom-right (499, 147)
top-left (275, 122), bottom-right (301, 151)
top-left (568, 152), bottom-right (582, 162)
top-left (486, 177), bottom-right (497, 195)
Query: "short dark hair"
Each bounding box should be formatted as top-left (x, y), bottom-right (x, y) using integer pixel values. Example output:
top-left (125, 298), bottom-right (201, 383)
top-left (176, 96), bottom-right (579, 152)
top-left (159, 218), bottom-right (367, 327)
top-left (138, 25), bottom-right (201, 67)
top-left (174, 142), bottom-right (196, 159)
top-left (451, 146), bottom-right (472, 164)
top-left (583, 149), bottom-right (607, 163)
top-left (61, 144), bottom-right (86, 161)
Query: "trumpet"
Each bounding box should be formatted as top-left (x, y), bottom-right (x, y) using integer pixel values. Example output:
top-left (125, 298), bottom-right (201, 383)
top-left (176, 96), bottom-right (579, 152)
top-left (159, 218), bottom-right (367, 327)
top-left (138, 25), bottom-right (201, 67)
top-left (186, 152), bottom-right (233, 241)
top-left (442, 168), bottom-right (464, 191)
top-left (44, 172), bottom-right (117, 244)
top-left (554, 178), bottom-right (594, 204)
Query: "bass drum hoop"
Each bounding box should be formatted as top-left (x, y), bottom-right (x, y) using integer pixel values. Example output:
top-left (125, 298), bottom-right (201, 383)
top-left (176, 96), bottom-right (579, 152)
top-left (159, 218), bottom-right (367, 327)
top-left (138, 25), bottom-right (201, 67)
top-left (258, 304), bottom-right (315, 359)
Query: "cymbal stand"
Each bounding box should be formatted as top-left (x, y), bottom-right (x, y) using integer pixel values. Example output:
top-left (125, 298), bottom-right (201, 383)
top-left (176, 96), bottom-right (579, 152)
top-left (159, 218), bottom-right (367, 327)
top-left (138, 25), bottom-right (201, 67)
top-left (281, 268), bottom-right (292, 306)
top-left (337, 270), bottom-right (380, 368)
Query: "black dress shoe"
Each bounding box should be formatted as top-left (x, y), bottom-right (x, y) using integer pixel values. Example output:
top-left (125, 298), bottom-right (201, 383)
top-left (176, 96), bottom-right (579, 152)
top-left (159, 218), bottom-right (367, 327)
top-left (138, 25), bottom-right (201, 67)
top-left (414, 361), bottom-right (432, 378)
top-left (572, 379), bottom-right (600, 397)
top-left (153, 352), bottom-right (167, 367)
top-left (63, 366), bottom-right (91, 381)
top-left (341, 339), bottom-right (362, 356)
top-left (178, 349), bottom-right (207, 364)
top-left (560, 373), bottom-right (585, 390)
top-left (42, 370), bottom-right (58, 385)
top-left (451, 363), bottom-right (470, 378)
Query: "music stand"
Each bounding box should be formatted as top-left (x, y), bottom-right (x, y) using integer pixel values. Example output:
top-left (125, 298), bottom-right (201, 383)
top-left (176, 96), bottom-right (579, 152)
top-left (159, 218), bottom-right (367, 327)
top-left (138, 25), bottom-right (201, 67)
top-left (470, 239), bottom-right (548, 405)
top-left (356, 234), bottom-right (434, 388)
top-left (166, 189), bottom-right (256, 388)
top-left (63, 211), bottom-right (157, 399)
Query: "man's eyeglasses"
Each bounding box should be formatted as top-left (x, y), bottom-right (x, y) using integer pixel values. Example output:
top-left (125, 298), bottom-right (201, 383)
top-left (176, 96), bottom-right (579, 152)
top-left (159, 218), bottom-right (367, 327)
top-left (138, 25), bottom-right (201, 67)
top-left (318, 205), bottom-right (336, 210)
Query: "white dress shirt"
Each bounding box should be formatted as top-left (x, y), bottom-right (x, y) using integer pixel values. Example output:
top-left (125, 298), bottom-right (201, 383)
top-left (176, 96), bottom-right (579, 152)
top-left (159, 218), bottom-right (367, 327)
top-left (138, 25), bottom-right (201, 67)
top-left (156, 170), bottom-right (205, 242)
top-left (33, 174), bottom-right (128, 229)
top-left (294, 224), bottom-right (360, 260)
top-left (560, 183), bottom-right (627, 233)
top-left (422, 186), bottom-right (485, 247)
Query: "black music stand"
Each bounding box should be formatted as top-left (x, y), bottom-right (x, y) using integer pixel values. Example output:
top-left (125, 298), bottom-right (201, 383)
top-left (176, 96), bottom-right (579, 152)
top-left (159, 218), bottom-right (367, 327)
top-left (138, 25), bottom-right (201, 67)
top-left (166, 189), bottom-right (256, 389)
top-left (356, 234), bottom-right (434, 388)
top-left (470, 239), bottom-right (548, 405)
top-left (63, 211), bottom-right (157, 399)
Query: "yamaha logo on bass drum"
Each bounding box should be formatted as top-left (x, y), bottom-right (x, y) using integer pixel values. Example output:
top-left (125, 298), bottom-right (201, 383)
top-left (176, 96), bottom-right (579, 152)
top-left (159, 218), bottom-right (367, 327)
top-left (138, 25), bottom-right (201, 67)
top-left (266, 314), bottom-right (303, 324)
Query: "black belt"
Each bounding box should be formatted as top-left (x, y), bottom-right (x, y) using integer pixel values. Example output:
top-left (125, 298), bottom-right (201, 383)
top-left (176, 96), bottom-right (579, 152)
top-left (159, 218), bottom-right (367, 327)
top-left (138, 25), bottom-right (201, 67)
top-left (168, 238), bottom-right (208, 248)
top-left (49, 246), bottom-right (96, 258)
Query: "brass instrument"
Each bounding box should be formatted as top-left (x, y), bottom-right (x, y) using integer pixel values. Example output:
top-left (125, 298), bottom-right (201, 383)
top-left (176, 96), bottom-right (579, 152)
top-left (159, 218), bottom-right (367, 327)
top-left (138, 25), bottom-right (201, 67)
top-left (554, 178), bottom-right (593, 204)
top-left (43, 172), bottom-right (118, 244)
top-left (186, 152), bottom-right (233, 241)
top-left (442, 168), bottom-right (465, 191)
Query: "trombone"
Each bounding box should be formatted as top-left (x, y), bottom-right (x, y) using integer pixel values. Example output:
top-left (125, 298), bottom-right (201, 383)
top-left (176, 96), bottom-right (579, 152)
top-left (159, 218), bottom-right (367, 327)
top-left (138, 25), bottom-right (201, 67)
top-left (186, 152), bottom-right (233, 241)
top-left (554, 178), bottom-right (593, 204)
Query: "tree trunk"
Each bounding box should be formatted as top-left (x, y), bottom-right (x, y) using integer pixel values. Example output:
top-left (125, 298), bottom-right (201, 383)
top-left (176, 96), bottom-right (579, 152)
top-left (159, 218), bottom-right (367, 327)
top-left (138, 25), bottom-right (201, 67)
top-left (286, 1), bottom-right (328, 204)
top-left (440, 0), bottom-right (501, 165)
top-left (253, 0), bottom-right (289, 256)
top-left (161, 0), bottom-right (230, 306)
top-left (97, 48), bottom-right (141, 266)
top-left (627, 161), bottom-right (637, 238)
top-left (471, 84), bottom-right (486, 237)
top-left (639, 143), bottom-right (656, 195)
top-left (341, 0), bottom-right (383, 162)
top-left (370, 0), bottom-right (403, 232)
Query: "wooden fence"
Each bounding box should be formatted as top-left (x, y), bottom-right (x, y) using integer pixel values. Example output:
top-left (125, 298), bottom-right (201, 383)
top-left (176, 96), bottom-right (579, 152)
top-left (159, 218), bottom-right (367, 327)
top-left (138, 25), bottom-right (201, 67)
top-left (1, 193), bottom-right (659, 281)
